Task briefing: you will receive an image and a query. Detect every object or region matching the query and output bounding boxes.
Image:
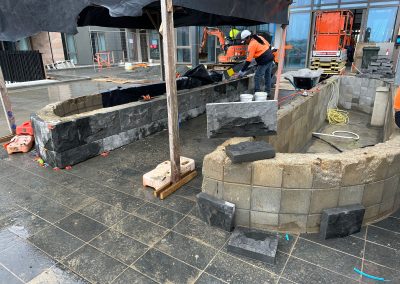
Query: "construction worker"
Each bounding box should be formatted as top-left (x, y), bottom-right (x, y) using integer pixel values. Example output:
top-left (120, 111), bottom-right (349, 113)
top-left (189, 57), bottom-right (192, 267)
top-left (238, 30), bottom-right (274, 96)
top-left (229, 27), bottom-right (240, 39)
top-left (394, 87), bottom-right (400, 128)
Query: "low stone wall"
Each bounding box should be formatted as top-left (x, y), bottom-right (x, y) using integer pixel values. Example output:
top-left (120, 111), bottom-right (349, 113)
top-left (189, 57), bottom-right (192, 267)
top-left (202, 76), bottom-right (400, 233)
top-left (32, 77), bottom-right (251, 168)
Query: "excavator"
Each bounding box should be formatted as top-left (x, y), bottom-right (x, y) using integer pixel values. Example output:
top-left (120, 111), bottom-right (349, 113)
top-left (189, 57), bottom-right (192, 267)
top-left (199, 27), bottom-right (247, 67)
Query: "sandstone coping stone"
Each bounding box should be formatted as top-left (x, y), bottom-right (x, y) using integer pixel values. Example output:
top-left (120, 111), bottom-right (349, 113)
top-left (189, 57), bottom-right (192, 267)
top-left (223, 182), bottom-right (251, 210)
top-left (251, 187), bottom-right (281, 213)
top-left (280, 189), bottom-right (312, 214)
top-left (339, 185), bottom-right (365, 206)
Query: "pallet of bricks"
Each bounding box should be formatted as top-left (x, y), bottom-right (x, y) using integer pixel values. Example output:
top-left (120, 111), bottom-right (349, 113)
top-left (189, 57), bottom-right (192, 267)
top-left (359, 56), bottom-right (394, 79)
top-left (310, 58), bottom-right (346, 75)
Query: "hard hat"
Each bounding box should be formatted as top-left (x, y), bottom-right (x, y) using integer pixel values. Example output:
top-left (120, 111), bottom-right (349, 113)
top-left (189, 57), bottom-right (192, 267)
top-left (241, 30), bottom-right (251, 40)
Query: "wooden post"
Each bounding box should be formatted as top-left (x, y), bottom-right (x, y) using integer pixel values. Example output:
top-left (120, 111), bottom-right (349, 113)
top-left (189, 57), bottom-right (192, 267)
top-left (0, 67), bottom-right (16, 136)
top-left (161, 0), bottom-right (181, 183)
top-left (274, 25), bottom-right (288, 101)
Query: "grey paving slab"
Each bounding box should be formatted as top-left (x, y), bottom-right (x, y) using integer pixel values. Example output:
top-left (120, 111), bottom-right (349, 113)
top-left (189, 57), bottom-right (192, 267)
top-left (90, 229), bottom-right (148, 265)
top-left (0, 264), bottom-right (23, 284)
top-left (134, 202), bottom-right (185, 229)
top-left (64, 245), bottom-right (127, 283)
top-left (78, 200), bottom-right (128, 227)
top-left (155, 231), bottom-right (218, 270)
top-left (173, 216), bottom-right (230, 249)
top-left (114, 215), bottom-right (168, 246)
top-left (55, 212), bottom-right (108, 242)
top-left (28, 225), bottom-right (84, 261)
top-left (301, 233), bottom-right (365, 257)
top-left (281, 257), bottom-right (359, 284)
top-left (366, 225), bottom-right (400, 250)
top-left (0, 210), bottom-right (49, 239)
top-left (45, 188), bottom-right (96, 211)
top-left (150, 195), bottom-right (196, 215)
top-left (133, 249), bottom-right (201, 284)
top-left (0, 229), bottom-right (19, 253)
top-left (195, 273), bottom-right (226, 284)
top-left (364, 242), bottom-right (400, 270)
top-left (28, 263), bottom-right (90, 284)
top-left (112, 268), bottom-right (157, 284)
top-left (24, 197), bottom-right (74, 223)
top-left (206, 252), bottom-right (277, 284)
top-left (0, 238), bottom-right (56, 282)
top-left (372, 217), bottom-right (400, 233)
top-left (361, 260), bottom-right (400, 283)
top-left (292, 238), bottom-right (362, 280)
top-left (175, 184), bottom-right (201, 201)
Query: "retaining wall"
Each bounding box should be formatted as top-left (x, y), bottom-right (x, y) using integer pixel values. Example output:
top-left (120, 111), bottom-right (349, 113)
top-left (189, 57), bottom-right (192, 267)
top-left (202, 76), bottom-right (399, 233)
top-left (32, 77), bottom-right (251, 168)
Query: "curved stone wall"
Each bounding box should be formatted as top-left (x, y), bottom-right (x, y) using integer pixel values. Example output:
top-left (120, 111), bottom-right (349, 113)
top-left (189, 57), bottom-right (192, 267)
top-left (202, 76), bottom-right (399, 233)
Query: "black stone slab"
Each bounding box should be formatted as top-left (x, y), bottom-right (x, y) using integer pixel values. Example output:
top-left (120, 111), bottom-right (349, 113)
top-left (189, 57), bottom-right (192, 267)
top-left (196, 192), bottom-right (235, 232)
top-left (225, 141), bottom-right (276, 163)
top-left (227, 227), bottom-right (278, 264)
top-left (320, 204), bottom-right (365, 240)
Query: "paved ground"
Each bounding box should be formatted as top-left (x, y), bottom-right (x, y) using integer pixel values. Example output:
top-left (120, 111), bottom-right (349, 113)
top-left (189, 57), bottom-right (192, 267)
top-left (0, 115), bottom-right (399, 283)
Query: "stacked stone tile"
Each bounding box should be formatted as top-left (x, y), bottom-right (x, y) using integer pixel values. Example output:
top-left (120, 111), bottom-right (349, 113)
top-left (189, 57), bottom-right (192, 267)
top-left (359, 56), bottom-right (394, 79)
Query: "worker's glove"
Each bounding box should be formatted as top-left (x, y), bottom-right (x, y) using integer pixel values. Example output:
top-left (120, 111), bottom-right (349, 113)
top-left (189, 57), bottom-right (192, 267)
top-left (237, 71), bottom-right (245, 77)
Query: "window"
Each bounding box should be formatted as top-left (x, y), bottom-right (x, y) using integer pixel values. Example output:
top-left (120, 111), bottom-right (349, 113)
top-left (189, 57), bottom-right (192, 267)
top-left (176, 27), bottom-right (190, 63)
top-left (149, 31), bottom-right (160, 60)
top-left (284, 12), bottom-right (311, 69)
top-left (291, 0), bottom-right (311, 6)
top-left (365, 7), bottom-right (398, 42)
top-left (62, 34), bottom-right (77, 64)
top-left (16, 38), bottom-right (31, 51)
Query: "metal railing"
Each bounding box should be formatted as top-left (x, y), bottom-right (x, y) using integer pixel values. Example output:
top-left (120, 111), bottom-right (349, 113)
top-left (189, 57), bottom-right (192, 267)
top-left (0, 50), bottom-right (46, 82)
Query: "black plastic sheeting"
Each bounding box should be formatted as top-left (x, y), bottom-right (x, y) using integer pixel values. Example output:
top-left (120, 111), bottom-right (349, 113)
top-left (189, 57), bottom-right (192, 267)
top-left (0, 0), bottom-right (291, 41)
top-left (102, 64), bottom-right (222, 108)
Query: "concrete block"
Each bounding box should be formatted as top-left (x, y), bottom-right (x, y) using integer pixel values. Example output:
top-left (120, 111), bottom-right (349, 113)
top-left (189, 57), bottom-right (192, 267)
top-left (202, 177), bottom-right (224, 199)
top-left (250, 211), bottom-right (279, 227)
top-left (363, 154), bottom-right (389, 183)
top-left (362, 181), bottom-right (384, 207)
top-left (202, 151), bottom-right (225, 180)
top-left (310, 188), bottom-right (340, 214)
top-left (227, 227), bottom-right (278, 264)
top-left (196, 192), bottom-right (235, 232)
top-left (77, 111), bottom-right (121, 144)
top-left (206, 101), bottom-right (278, 138)
top-left (306, 214), bottom-right (321, 232)
top-left (223, 159), bottom-right (252, 184)
top-left (252, 161), bottom-right (283, 188)
top-left (364, 205), bottom-right (380, 223)
top-left (225, 141), bottom-right (275, 163)
top-left (312, 158), bottom-right (342, 188)
top-left (380, 176), bottom-right (399, 213)
top-left (281, 189), bottom-right (311, 214)
top-left (251, 186), bottom-right (281, 213)
top-left (320, 204), bottom-right (365, 239)
top-left (282, 164), bottom-right (313, 188)
top-left (279, 214), bottom-right (308, 232)
top-left (119, 102), bottom-right (151, 131)
top-left (235, 209), bottom-right (250, 227)
top-left (371, 87), bottom-right (389, 127)
top-left (223, 182), bottom-right (251, 209)
top-left (339, 185), bottom-right (364, 206)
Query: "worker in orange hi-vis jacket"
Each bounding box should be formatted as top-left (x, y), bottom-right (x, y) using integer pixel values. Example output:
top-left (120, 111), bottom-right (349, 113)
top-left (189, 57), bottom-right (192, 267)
top-left (394, 87), bottom-right (400, 128)
top-left (237, 30), bottom-right (275, 97)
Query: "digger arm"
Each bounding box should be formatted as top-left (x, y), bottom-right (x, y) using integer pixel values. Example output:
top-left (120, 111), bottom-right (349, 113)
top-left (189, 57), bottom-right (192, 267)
top-left (199, 27), bottom-right (226, 54)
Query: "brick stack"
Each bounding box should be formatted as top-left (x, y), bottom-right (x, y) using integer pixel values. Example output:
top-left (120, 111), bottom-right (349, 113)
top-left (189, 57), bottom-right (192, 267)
top-left (358, 56), bottom-right (394, 79)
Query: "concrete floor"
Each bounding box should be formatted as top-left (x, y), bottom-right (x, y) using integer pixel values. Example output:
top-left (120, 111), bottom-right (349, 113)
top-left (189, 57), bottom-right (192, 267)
top-left (0, 115), bottom-right (400, 283)
top-left (305, 110), bottom-right (383, 153)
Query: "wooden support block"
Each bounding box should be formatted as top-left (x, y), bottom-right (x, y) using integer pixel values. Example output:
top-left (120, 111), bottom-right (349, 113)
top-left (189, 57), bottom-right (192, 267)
top-left (159, 170), bottom-right (198, 200)
top-left (0, 134), bottom-right (14, 143)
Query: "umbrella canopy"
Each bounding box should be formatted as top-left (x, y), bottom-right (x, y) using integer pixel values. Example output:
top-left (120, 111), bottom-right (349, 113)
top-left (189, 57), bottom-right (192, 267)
top-left (0, 0), bottom-right (291, 41)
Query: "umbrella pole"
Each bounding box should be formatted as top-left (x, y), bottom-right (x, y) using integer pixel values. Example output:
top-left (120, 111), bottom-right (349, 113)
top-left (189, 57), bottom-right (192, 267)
top-left (161, 0), bottom-right (181, 183)
top-left (274, 25), bottom-right (288, 101)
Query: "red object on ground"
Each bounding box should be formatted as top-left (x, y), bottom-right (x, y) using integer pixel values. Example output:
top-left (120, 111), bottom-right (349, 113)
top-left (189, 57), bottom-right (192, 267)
top-left (16, 121), bottom-right (34, 136)
top-left (100, 151), bottom-right (109, 157)
top-left (53, 167), bottom-right (60, 171)
top-left (65, 165), bottom-right (72, 170)
top-left (6, 135), bottom-right (34, 154)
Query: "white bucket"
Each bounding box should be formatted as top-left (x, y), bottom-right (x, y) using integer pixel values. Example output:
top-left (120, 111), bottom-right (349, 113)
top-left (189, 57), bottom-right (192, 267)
top-left (254, 91), bottom-right (268, 101)
top-left (240, 94), bottom-right (254, 102)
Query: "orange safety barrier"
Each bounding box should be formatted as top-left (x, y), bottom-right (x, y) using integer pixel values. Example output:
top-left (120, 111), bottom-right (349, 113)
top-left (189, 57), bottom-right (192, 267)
top-left (94, 52), bottom-right (111, 69)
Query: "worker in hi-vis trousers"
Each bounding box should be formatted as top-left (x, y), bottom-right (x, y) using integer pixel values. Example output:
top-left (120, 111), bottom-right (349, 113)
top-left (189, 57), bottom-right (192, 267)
top-left (237, 30), bottom-right (275, 97)
top-left (394, 87), bottom-right (400, 128)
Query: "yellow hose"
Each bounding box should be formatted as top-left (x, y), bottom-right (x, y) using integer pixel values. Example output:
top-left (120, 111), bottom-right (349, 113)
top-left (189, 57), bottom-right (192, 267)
top-left (327, 108), bottom-right (349, 125)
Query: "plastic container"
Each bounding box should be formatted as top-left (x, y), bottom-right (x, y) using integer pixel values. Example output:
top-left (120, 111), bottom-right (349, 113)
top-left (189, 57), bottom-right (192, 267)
top-left (254, 92), bottom-right (268, 101)
top-left (240, 94), bottom-right (254, 102)
top-left (16, 121), bottom-right (34, 136)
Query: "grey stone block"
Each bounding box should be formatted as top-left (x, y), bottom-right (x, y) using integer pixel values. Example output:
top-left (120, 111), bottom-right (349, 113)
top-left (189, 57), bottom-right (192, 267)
top-left (119, 102), bottom-right (151, 131)
top-left (196, 192), bottom-right (235, 232)
top-left (320, 204), bottom-right (365, 240)
top-left (227, 227), bottom-right (278, 264)
top-left (77, 111), bottom-right (121, 143)
top-left (225, 141), bottom-right (275, 163)
top-left (206, 101), bottom-right (278, 138)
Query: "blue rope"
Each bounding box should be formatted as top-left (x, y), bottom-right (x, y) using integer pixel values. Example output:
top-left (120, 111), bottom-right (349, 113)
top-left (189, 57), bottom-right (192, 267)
top-left (353, 267), bottom-right (387, 282)
top-left (285, 234), bottom-right (290, 241)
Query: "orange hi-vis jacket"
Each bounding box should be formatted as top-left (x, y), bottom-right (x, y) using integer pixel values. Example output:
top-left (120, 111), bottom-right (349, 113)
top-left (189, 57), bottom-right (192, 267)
top-left (395, 87), bottom-right (400, 111)
top-left (246, 36), bottom-right (270, 62)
